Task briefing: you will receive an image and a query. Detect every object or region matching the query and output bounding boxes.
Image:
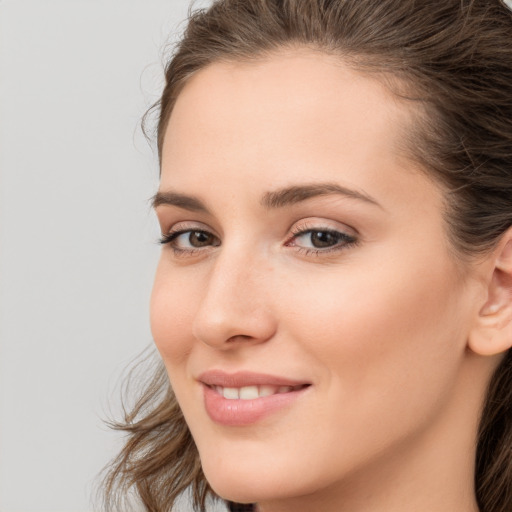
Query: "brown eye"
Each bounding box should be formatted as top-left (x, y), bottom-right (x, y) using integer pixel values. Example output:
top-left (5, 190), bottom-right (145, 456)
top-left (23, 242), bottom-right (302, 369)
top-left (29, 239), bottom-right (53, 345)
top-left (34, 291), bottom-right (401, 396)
top-left (287, 227), bottom-right (358, 255)
top-left (188, 231), bottom-right (217, 247)
top-left (294, 229), bottom-right (354, 249)
top-left (309, 230), bottom-right (342, 248)
top-left (159, 229), bottom-right (220, 252)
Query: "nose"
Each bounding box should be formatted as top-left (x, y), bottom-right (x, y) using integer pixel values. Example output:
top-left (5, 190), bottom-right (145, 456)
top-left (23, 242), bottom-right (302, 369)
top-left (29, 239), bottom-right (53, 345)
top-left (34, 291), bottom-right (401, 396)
top-left (191, 247), bottom-right (277, 349)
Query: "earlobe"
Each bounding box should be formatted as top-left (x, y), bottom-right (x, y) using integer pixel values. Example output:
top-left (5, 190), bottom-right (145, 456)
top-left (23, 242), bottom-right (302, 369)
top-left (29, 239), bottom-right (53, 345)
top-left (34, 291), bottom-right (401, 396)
top-left (468, 231), bottom-right (512, 356)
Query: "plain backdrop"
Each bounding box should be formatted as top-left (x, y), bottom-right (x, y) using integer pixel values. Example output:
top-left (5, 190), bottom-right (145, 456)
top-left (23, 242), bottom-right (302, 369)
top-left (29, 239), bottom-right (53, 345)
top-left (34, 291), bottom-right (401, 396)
top-left (0, 1), bottom-right (220, 511)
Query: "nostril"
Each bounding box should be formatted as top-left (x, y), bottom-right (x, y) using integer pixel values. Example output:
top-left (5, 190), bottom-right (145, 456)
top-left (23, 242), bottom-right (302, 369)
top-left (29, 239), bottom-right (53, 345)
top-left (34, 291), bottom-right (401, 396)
top-left (226, 334), bottom-right (253, 343)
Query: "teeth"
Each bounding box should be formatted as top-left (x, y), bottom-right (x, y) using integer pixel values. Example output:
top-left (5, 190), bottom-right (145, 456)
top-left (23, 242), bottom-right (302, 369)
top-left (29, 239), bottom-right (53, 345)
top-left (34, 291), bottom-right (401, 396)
top-left (259, 385), bottom-right (276, 397)
top-left (215, 384), bottom-right (304, 399)
top-left (239, 386), bottom-right (259, 400)
top-left (222, 387), bottom-right (239, 399)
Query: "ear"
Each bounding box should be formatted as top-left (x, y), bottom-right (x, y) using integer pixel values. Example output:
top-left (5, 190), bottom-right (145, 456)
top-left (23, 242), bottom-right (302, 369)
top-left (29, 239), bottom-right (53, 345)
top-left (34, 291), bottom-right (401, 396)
top-left (468, 228), bottom-right (512, 356)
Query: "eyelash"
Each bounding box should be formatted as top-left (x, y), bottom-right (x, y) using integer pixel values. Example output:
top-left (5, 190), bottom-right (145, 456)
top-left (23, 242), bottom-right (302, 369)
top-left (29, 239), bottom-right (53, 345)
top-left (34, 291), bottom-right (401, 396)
top-left (159, 225), bottom-right (358, 257)
top-left (159, 228), bottom-right (219, 257)
top-left (285, 225), bottom-right (358, 256)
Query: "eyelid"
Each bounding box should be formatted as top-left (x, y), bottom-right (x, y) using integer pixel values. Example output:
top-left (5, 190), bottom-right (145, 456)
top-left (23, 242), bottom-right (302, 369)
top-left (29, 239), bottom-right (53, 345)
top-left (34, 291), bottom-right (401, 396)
top-left (161, 220), bottom-right (217, 237)
top-left (158, 221), bottom-right (220, 254)
top-left (284, 219), bottom-right (359, 255)
top-left (289, 218), bottom-right (358, 237)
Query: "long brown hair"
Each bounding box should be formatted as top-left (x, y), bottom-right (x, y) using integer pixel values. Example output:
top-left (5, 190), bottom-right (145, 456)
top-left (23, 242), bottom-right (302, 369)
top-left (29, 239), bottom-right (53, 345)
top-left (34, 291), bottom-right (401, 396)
top-left (102, 1), bottom-right (512, 511)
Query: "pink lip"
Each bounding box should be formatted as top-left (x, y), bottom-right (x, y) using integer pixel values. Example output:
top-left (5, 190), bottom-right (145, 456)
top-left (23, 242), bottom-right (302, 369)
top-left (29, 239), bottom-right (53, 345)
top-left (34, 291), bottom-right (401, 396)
top-left (198, 370), bottom-right (311, 426)
top-left (198, 370), bottom-right (309, 388)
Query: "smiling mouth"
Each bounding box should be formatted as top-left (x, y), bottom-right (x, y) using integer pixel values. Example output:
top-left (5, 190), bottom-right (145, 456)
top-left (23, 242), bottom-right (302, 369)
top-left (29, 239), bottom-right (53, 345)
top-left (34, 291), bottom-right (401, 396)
top-left (202, 381), bottom-right (311, 426)
top-left (198, 370), bottom-right (312, 424)
top-left (208, 384), bottom-right (310, 400)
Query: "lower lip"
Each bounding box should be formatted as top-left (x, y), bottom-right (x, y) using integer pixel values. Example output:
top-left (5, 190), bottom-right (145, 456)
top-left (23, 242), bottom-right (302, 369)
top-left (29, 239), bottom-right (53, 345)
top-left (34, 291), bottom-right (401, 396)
top-left (202, 385), bottom-right (309, 426)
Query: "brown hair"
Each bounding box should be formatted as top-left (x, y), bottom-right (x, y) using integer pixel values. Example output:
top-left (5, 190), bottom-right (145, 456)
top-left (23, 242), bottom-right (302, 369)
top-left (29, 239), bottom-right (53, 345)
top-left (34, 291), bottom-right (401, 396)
top-left (102, 1), bottom-right (512, 511)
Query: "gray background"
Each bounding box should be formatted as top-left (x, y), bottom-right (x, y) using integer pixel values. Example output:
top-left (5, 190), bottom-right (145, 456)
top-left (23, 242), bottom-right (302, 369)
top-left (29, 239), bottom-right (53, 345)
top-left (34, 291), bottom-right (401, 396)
top-left (0, 1), bottom-right (199, 511)
top-left (2, 1), bottom-right (512, 511)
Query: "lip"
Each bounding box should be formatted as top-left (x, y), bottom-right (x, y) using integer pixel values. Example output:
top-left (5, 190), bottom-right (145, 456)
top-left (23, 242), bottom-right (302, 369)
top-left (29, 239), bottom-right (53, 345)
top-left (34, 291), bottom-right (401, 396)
top-left (198, 370), bottom-right (309, 388)
top-left (198, 370), bottom-right (311, 426)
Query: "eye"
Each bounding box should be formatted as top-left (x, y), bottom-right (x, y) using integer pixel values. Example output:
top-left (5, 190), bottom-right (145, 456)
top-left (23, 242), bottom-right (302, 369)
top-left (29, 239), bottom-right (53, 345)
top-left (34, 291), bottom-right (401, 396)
top-left (160, 228), bottom-right (220, 253)
top-left (297, 230), bottom-right (345, 248)
top-left (286, 225), bottom-right (358, 255)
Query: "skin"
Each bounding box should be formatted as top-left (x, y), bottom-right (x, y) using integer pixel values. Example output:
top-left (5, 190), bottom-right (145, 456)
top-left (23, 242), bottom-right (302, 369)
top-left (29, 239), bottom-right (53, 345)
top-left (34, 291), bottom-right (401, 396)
top-left (151, 49), bottom-right (503, 512)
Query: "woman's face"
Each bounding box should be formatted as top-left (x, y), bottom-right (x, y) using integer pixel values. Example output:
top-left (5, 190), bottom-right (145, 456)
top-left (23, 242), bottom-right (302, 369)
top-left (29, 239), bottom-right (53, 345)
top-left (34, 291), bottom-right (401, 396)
top-left (151, 51), bottom-right (484, 508)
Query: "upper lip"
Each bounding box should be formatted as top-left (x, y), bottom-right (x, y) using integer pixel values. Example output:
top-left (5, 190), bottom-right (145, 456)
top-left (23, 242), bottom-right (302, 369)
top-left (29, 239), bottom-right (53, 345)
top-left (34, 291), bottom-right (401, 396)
top-left (198, 370), bottom-right (310, 388)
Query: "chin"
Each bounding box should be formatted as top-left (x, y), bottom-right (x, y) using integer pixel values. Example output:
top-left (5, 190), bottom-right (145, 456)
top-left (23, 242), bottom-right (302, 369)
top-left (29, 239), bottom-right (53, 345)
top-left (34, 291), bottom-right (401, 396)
top-left (199, 451), bottom-right (287, 504)
top-left (199, 446), bottom-right (327, 506)
top-left (201, 457), bottom-right (271, 503)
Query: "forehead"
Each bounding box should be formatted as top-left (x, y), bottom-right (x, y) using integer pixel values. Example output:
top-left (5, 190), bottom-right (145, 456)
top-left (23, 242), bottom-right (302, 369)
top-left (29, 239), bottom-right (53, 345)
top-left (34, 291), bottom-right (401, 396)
top-left (163, 49), bottom-right (412, 165)
top-left (160, 49), bottom-right (430, 208)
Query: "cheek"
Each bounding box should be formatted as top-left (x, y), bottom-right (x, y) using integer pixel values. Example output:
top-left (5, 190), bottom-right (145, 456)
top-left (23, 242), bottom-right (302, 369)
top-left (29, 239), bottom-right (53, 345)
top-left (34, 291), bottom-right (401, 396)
top-left (280, 251), bottom-right (468, 428)
top-left (150, 259), bottom-right (198, 367)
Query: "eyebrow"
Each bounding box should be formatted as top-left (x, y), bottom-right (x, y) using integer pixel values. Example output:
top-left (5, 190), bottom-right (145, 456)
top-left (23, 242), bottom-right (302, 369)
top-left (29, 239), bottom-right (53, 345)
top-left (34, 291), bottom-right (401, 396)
top-left (151, 191), bottom-right (210, 213)
top-left (261, 183), bottom-right (383, 209)
top-left (151, 182), bottom-right (382, 212)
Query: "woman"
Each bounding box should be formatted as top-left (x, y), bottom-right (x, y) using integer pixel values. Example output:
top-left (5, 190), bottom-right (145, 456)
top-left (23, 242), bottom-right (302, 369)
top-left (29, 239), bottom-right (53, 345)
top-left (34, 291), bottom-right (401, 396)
top-left (102, 1), bottom-right (512, 511)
